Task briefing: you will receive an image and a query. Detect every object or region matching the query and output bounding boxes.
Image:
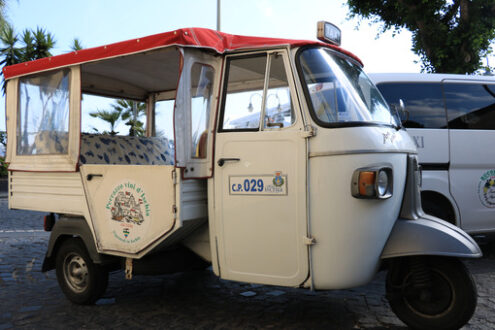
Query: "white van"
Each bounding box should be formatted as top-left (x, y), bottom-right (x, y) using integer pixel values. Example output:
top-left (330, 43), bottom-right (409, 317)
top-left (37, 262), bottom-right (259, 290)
top-left (370, 73), bottom-right (495, 235)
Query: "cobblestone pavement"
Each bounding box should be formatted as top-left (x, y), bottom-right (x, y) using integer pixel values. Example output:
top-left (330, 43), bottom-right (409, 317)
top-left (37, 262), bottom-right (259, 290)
top-left (1, 198), bottom-right (495, 329)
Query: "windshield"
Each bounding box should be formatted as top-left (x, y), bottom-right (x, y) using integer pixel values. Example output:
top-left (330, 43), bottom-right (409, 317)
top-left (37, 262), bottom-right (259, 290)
top-left (298, 47), bottom-right (397, 127)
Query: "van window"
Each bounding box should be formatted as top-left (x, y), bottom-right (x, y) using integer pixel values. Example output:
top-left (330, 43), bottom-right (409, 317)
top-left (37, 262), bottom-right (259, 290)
top-left (377, 82), bottom-right (446, 128)
top-left (17, 69), bottom-right (70, 155)
top-left (444, 83), bottom-right (495, 130)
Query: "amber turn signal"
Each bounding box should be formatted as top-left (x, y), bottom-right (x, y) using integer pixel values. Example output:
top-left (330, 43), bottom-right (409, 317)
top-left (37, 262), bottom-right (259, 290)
top-left (351, 166), bottom-right (393, 199)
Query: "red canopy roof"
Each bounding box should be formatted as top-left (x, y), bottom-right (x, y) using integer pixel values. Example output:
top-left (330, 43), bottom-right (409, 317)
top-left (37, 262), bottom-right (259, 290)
top-left (2, 27), bottom-right (362, 80)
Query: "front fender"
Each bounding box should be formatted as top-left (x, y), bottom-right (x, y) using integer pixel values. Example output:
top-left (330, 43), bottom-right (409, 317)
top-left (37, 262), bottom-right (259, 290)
top-left (381, 215), bottom-right (482, 259)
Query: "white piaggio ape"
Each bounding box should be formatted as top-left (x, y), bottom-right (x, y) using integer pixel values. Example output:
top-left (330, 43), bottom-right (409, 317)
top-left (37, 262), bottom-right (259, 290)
top-left (3, 22), bottom-right (482, 329)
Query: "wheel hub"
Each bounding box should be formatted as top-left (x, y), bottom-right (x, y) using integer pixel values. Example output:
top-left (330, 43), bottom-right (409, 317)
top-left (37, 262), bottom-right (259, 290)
top-left (63, 253), bottom-right (89, 293)
top-left (404, 270), bottom-right (454, 317)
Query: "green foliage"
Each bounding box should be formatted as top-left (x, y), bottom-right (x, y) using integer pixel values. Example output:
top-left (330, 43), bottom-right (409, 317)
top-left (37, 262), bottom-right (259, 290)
top-left (0, 130), bottom-right (6, 176)
top-left (71, 38), bottom-right (83, 51)
top-left (0, 24), bottom-right (55, 64)
top-left (0, 23), bottom-right (56, 91)
top-left (0, 24), bottom-right (20, 67)
top-left (112, 99), bottom-right (146, 136)
top-left (89, 99), bottom-right (146, 136)
top-left (0, 156), bottom-right (7, 177)
top-left (89, 109), bottom-right (121, 136)
top-left (347, 0), bottom-right (495, 74)
top-left (0, 130), bottom-right (5, 148)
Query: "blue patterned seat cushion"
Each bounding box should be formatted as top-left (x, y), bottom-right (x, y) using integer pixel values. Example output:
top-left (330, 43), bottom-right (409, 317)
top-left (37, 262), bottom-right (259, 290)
top-left (79, 134), bottom-right (174, 165)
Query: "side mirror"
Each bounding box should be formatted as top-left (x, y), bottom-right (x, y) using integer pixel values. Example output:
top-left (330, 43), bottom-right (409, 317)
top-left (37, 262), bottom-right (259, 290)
top-left (392, 98), bottom-right (409, 126)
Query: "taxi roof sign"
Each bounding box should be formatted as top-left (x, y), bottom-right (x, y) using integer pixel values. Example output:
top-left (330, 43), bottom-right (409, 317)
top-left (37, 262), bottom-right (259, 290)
top-left (317, 21), bottom-right (341, 46)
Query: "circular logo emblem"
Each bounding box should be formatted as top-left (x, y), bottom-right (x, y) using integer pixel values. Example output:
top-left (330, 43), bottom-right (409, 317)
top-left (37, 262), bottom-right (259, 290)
top-left (106, 180), bottom-right (151, 244)
top-left (478, 170), bottom-right (495, 208)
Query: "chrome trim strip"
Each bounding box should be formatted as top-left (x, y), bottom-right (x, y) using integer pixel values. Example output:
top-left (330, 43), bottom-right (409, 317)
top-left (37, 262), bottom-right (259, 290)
top-left (308, 149), bottom-right (417, 158)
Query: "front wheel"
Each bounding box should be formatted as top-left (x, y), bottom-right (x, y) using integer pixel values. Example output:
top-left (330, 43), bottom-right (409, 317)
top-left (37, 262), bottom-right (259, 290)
top-left (55, 238), bottom-right (108, 305)
top-left (386, 256), bottom-right (477, 330)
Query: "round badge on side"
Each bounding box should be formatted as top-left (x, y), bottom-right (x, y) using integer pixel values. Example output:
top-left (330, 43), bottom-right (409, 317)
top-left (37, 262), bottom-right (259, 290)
top-left (106, 180), bottom-right (151, 244)
top-left (478, 170), bottom-right (495, 208)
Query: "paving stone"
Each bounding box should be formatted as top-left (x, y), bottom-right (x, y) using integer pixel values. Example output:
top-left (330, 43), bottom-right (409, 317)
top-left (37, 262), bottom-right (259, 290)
top-left (95, 298), bottom-right (116, 305)
top-left (0, 323), bottom-right (13, 330)
top-left (266, 290), bottom-right (285, 297)
top-left (1, 199), bottom-right (495, 328)
top-left (18, 306), bottom-right (41, 313)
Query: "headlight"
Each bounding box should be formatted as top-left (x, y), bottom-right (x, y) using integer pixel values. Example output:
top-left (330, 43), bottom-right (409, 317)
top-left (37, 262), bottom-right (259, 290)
top-left (377, 169), bottom-right (390, 197)
top-left (351, 166), bottom-right (393, 199)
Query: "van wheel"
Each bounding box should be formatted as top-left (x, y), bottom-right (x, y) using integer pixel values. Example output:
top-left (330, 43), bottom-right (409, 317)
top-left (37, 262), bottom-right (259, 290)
top-left (386, 256), bottom-right (477, 330)
top-left (55, 238), bottom-right (108, 305)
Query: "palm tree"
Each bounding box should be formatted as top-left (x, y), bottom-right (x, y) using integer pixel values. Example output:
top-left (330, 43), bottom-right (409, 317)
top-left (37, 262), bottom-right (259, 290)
top-left (19, 29), bottom-right (35, 62)
top-left (71, 38), bottom-right (83, 51)
top-left (0, 24), bottom-right (56, 92)
top-left (0, 0), bottom-right (7, 35)
top-left (0, 23), bottom-right (19, 67)
top-left (31, 27), bottom-right (54, 59)
top-left (89, 109), bottom-right (121, 136)
top-left (112, 99), bottom-right (146, 136)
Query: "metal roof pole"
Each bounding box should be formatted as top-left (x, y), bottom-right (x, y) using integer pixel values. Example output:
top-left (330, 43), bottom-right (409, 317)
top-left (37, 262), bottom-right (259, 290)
top-left (217, 0), bottom-right (221, 31)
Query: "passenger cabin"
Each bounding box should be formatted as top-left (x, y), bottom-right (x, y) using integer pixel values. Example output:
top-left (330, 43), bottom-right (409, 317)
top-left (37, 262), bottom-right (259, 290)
top-left (3, 28), bottom-right (325, 259)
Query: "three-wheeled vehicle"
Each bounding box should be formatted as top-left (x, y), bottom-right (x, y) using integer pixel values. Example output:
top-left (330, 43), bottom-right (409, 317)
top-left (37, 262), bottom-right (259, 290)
top-left (3, 22), bottom-right (482, 329)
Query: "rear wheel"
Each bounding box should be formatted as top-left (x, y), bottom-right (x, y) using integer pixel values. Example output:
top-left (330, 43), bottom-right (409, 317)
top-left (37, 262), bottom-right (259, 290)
top-left (55, 238), bottom-right (108, 305)
top-left (386, 256), bottom-right (477, 330)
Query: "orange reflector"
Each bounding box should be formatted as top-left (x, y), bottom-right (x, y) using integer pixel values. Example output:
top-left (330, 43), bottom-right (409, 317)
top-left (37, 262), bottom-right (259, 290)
top-left (359, 171), bottom-right (376, 196)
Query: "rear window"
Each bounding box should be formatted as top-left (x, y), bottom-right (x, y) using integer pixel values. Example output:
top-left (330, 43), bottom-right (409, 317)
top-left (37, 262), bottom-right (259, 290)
top-left (17, 69), bottom-right (70, 155)
top-left (376, 82), bottom-right (446, 129)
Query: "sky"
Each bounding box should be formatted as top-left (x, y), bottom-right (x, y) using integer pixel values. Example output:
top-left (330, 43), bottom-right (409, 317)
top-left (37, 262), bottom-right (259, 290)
top-left (0, 0), bottom-right (466, 131)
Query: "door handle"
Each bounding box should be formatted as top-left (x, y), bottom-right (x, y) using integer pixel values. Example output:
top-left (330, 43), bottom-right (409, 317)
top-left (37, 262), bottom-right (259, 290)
top-left (86, 174), bottom-right (103, 181)
top-left (217, 158), bottom-right (240, 167)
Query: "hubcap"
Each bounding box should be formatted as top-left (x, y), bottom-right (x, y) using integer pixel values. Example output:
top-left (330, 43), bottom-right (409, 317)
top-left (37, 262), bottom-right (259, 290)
top-left (63, 252), bottom-right (89, 293)
top-left (403, 269), bottom-right (454, 317)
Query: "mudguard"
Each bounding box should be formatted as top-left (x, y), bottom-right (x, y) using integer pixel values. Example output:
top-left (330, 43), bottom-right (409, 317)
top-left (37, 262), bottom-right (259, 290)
top-left (42, 216), bottom-right (102, 272)
top-left (381, 215), bottom-right (482, 259)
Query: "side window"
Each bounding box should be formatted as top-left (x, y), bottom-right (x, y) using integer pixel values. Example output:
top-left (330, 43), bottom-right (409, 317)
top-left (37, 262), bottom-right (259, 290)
top-left (377, 82), bottom-right (446, 128)
top-left (264, 54), bottom-right (295, 128)
top-left (222, 55), bottom-right (267, 130)
top-left (155, 99), bottom-right (174, 141)
top-left (221, 53), bottom-right (295, 131)
top-left (190, 64), bottom-right (214, 159)
top-left (17, 69), bottom-right (70, 155)
top-left (444, 83), bottom-right (495, 130)
top-left (81, 95), bottom-right (147, 136)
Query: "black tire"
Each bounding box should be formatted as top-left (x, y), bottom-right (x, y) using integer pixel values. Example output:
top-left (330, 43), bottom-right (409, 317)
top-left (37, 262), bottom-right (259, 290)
top-left (55, 238), bottom-right (108, 305)
top-left (386, 256), bottom-right (477, 330)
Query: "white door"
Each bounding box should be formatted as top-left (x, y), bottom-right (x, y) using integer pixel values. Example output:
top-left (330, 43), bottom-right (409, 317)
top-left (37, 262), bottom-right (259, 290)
top-left (213, 51), bottom-right (309, 286)
top-left (444, 80), bottom-right (495, 232)
top-left (81, 164), bottom-right (176, 256)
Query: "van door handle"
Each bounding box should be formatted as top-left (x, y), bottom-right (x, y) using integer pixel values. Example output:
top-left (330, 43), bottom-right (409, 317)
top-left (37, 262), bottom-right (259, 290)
top-left (87, 174), bottom-right (103, 181)
top-left (217, 158), bottom-right (240, 167)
